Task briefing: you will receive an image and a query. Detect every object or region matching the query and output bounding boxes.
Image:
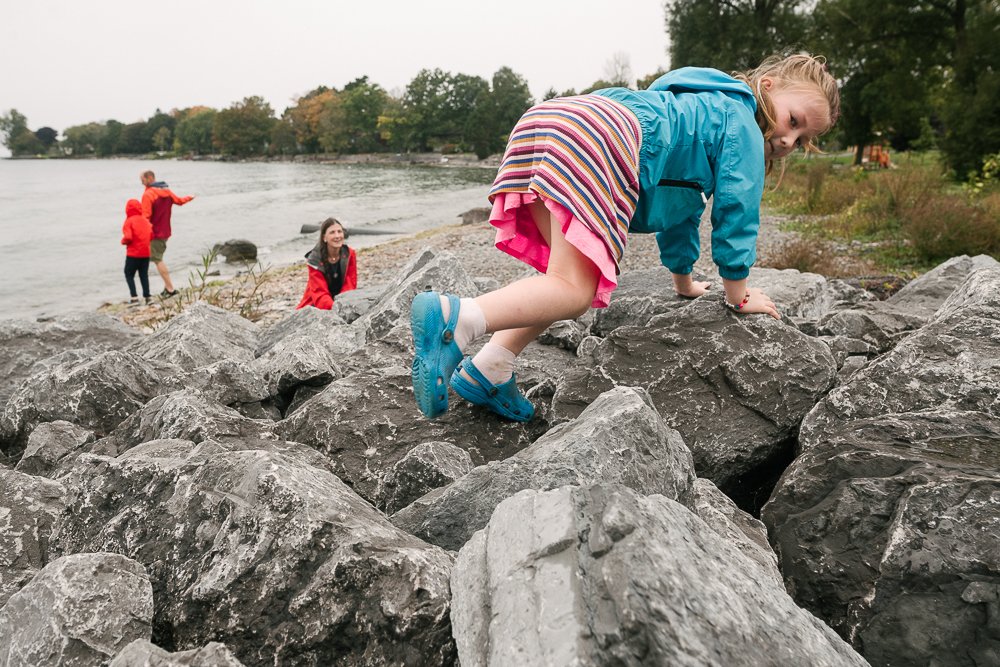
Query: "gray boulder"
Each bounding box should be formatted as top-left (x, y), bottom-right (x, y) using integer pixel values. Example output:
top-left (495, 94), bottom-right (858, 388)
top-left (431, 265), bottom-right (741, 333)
top-left (15, 420), bottom-right (94, 476)
top-left (279, 366), bottom-right (547, 504)
top-left (591, 267), bottom-right (693, 336)
top-left (0, 469), bottom-right (67, 607)
top-left (213, 239), bottom-right (257, 263)
top-left (391, 387), bottom-right (696, 551)
top-left (552, 295), bottom-right (837, 496)
top-left (254, 334), bottom-right (344, 396)
top-left (750, 266), bottom-right (875, 320)
top-left (332, 285), bottom-right (384, 323)
top-left (51, 443), bottom-right (456, 666)
top-left (375, 441), bottom-right (473, 515)
top-left (111, 639), bottom-right (245, 666)
top-left (883, 254), bottom-right (1000, 319)
top-left (451, 484), bottom-right (870, 667)
top-left (0, 553), bottom-right (153, 666)
top-left (129, 302), bottom-right (259, 371)
top-left (0, 313), bottom-right (141, 406)
top-left (255, 306), bottom-right (349, 356)
top-left (763, 267), bottom-right (1000, 666)
top-left (1, 349), bottom-right (167, 455)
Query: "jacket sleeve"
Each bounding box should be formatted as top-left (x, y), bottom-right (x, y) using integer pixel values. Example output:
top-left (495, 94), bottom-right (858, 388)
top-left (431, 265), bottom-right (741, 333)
top-left (709, 107), bottom-right (765, 280)
top-left (121, 220), bottom-right (132, 245)
top-left (342, 248), bottom-right (358, 293)
top-left (141, 190), bottom-right (155, 220)
top-left (168, 190), bottom-right (194, 205)
top-left (297, 266), bottom-right (334, 310)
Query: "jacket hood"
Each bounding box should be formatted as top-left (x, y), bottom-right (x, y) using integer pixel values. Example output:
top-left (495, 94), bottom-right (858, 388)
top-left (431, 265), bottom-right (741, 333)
top-left (647, 67), bottom-right (756, 112)
top-left (149, 181), bottom-right (169, 188)
top-left (304, 242), bottom-right (323, 269)
top-left (125, 199), bottom-right (143, 216)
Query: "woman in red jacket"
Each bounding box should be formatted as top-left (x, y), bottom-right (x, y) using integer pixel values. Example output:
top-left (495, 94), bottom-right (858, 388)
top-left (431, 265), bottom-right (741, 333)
top-left (297, 217), bottom-right (358, 310)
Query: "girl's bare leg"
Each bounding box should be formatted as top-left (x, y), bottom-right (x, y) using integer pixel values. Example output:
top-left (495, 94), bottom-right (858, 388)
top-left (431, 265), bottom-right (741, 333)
top-left (475, 199), bottom-right (600, 355)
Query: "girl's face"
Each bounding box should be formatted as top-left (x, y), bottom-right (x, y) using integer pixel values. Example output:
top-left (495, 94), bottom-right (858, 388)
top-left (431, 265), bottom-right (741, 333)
top-left (763, 81), bottom-right (829, 160)
top-left (323, 223), bottom-right (345, 249)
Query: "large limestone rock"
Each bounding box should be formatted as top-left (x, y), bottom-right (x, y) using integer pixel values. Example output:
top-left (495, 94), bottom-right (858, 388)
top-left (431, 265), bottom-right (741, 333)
top-left (279, 366), bottom-right (547, 504)
top-left (552, 295), bottom-right (837, 496)
top-left (1, 349), bottom-right (167, 455)
top-left (129, 301), bottom-right (260, 371)
top-left (0, 553), bottom-right (153, 666)
top-left (763, 267), bottom-right (1000, 667)
top-left (111, 639), bottom-right (245, 666)
top-left (14, 420), bottom-right (94, 476)
top-left (391, 387), bottom-right (696, 551)
top-left (0, 469), bottom-right (67, 607)
top-left (51, 442), bottom-right (456, 666)
top-left (375, 441), bottom-right (473, 515)
top-left (255, 306), bottom-right (356, 356)
top-left (451, 484), bottom-right (869, 667)
top-left (0, 313), bottom-right (141, 406)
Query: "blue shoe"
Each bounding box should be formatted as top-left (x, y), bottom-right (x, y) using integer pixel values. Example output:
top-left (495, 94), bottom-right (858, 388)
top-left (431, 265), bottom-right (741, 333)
top-left (410, 291), bottom-right (463, 418)
top-left (450, 356), bottom-right (535, 422)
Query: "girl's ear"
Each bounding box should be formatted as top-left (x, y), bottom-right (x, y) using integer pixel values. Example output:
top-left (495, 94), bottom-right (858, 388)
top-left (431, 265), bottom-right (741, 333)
top-left (760, 77), bottom-right (775, 91)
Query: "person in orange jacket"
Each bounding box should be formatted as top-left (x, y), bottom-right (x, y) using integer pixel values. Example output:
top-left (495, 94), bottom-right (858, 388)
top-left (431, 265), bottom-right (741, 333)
top-left (121, 198), bottom-right (153, 304)
top-left (140, 170), bottom-right (194, 297)
top-left (297, 217), bottom-right (358, 310)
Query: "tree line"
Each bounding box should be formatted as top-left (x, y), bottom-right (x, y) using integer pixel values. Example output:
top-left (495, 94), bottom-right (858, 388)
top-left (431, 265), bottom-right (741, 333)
top-left (3, 1), bottom-right (997, 178)
top-left (0, 63), bottom-right (641, 163)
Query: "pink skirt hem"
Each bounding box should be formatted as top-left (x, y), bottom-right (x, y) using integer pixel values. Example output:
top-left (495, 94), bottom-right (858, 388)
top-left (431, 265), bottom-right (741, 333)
top-left (488, 192), bottom-right (619, 308)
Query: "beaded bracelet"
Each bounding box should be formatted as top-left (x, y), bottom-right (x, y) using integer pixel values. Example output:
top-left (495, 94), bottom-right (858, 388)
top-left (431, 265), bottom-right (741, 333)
top-left (724, 291), bottom-right (751, 311)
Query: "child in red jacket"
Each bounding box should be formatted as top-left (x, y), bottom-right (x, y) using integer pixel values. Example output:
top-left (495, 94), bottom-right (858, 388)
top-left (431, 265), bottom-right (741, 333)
top-left (121, 198), bottom-right (153, 304)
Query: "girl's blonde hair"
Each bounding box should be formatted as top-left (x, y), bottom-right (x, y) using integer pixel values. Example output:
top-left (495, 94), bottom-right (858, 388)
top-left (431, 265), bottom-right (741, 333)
top-left (734, 53), bottom-right (841, 175)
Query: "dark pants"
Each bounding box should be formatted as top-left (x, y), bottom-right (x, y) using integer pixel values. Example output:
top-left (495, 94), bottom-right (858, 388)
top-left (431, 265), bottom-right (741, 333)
top-left (124, 256), bottom-right (151, 298)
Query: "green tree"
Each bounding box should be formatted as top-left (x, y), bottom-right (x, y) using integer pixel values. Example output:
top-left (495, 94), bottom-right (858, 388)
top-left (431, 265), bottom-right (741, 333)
top-left (466, 67), bottom-right (534, 159)
top-left (213, 96), bottom-right (275, 156)
top-left (34, 127), bottom-right (58, 150)
top-left (286, 87), bottom-right (337, 153)
top-left (62, 122), bottom-right (106, 156)
top-left (269, 118), bottom-right (298, 156)
top-left (0, 109), bottom-right (38, 156)
top-left (338, 76), bottom-right (390, 152)
top-left (96, 120), bottom-right (123, 156)
top-left (119, 121), bottom-right (152, 154)
top-left (665, 0), bottom-right (809, 71)
top-left (174, 107), bottom-right (217, 155)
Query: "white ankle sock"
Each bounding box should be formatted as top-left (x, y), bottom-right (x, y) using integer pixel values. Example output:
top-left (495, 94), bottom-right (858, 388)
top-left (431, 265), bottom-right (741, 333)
top-left (440, 296), bottom-right (486, 351)
top-left (471, 342), bottom-right (516, 385)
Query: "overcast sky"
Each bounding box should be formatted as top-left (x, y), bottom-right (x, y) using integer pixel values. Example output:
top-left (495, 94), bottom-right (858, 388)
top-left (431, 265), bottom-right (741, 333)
top-left (0, 0), bottom-right (670, 138)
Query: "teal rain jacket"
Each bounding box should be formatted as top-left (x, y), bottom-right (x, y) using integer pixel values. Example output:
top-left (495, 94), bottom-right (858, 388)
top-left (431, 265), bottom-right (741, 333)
top-left (595, 68), bottom-right (765, 280)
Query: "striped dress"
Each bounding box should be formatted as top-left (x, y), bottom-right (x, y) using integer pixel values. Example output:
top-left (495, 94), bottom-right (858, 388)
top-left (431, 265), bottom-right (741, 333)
top-left (487, 95), bottom-right (642, 307)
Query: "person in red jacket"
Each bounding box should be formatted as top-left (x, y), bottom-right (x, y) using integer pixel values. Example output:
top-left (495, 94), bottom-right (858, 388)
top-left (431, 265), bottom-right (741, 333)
top-left (121, 198), bottom-right (153, 305)
top-left (297, 218), bottom-right (358, 310)
top-left (140, 170), bottom-right (194, 297)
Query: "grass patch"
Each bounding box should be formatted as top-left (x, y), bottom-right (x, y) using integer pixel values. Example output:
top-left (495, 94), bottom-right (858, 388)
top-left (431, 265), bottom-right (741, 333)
top-left (763, 151), bottom-right (1000, 275)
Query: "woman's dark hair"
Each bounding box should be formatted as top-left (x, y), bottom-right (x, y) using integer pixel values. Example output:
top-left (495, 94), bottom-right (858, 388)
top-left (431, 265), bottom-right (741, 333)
top-left (318, 217), bottom-right (348, 265)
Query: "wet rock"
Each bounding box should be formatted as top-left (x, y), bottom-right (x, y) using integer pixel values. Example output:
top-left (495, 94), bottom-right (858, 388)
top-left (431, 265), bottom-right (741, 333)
top-left (552, 294), bottom-right (837, 496)
top-left (332, 286), bottom-right (384, 323)
top-left (451, 484), bottom-right (869, 667)
top-left (0, 469), bottom-right (67, 607)
top-left (0, 552), bottom-right (153, 666)
top-left (14, 420), bottom-right (94, 476)
top-left (111, 639), bottom-right (246, 666)
top-left (129, 302), bottom-right (259, 372)
top-left (391, 387), bottom-right (696, 552)
top-left (255, 306), bottom-right (348, 355)
top-left (51, 444), bottom-right (456, 666)
top-left (213, 239), bottom-right (257, 263)
top-left (375, 441), bottom-right (473, 515)
top-left (763, 267), bottom-right (1000, 666)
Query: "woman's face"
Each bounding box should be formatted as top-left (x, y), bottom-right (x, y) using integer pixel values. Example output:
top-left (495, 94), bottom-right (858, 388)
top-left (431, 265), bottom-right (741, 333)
top-left (323, 223), bottom-right (345, 250)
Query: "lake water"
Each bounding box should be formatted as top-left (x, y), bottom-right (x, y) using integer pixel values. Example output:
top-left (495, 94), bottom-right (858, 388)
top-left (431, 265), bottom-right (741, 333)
top-left (0, 159), bottom-right (494, 320)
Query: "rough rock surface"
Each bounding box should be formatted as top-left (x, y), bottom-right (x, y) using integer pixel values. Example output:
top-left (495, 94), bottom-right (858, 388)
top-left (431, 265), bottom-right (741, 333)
top-left (0, 552), bottom-right (153, 666)
top-left (111, 639), bottom-right (246, 667)
top-left (0, 312), bottom-right (142, 406)
top-left (128, 302), bottom-right (260, 371)
top-left (763, 267), bottom-right (1000, 667)
top-left (375, 441), bottom-right (473, 515)
top-left (0, 469), bottom-right (67, 606)
top-left (50, 443), bottom-right (456, 666)
top-left (0, 349), bottom-right (167, 455)
top-left (391, 387), bottom-right (696, 552)
top-left (451, 484), bottom-right (869, 667)
top-left (552, 294), bottom-right (837, 498)
top-left (14, 420), bottom-right (95, 476)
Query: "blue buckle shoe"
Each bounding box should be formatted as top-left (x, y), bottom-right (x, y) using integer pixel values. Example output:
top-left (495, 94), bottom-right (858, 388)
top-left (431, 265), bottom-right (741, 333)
top-left (410, 291), bottom-right (463, 418)
top-left (450, 356), bottom-right (535, 422)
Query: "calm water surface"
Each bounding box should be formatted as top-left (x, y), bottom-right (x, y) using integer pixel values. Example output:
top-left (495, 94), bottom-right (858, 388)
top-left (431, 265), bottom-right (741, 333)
top-left (0, 159), bottom-right (493, 320)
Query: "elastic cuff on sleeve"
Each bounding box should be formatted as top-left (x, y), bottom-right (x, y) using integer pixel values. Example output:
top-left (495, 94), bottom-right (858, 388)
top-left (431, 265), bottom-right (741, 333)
top-left (718, 266), bottom-right (751, 281)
